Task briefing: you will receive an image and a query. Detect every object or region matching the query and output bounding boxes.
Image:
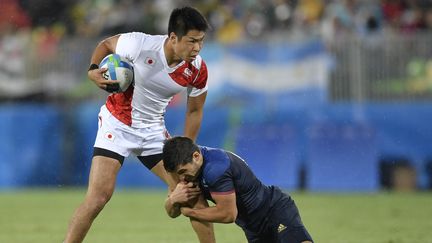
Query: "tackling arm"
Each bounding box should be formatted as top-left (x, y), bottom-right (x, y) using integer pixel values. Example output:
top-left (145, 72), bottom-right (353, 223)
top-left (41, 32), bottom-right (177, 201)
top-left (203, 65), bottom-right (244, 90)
top-left (180, 192), bottom-right (238, 224)
top-left (164, 181), bottom-right (201, 218)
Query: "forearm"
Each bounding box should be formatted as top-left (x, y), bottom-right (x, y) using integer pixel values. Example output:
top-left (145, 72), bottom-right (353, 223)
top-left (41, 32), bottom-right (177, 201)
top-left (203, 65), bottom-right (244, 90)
top-left (183, 109), bottom-right (203, 141)
top-left (164, 181), bottom-right (201, 218)
top-left (165, 195), bottom-right (181, 218)
top-left (182, 206), bottom-right (235, 224)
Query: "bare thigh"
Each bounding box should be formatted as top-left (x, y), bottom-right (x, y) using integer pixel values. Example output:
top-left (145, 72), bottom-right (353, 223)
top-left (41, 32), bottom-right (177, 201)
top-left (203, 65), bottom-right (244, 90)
top-left (86, 155), bottom-right (122, 199)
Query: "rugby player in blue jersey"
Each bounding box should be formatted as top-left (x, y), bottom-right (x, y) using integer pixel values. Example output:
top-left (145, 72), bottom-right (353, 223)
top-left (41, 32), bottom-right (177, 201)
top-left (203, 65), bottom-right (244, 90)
top-left (163, 136), bottom-right (313, 243)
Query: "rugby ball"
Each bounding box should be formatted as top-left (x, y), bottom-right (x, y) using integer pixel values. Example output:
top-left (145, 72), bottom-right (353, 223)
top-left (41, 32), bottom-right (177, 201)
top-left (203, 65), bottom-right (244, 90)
top-left (100, 54), bottom-right (134, 93)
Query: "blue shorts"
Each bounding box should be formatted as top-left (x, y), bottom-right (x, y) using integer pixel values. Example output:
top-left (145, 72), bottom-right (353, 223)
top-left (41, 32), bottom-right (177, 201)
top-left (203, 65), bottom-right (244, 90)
top-left (244, 198), bottom-right (313, 243)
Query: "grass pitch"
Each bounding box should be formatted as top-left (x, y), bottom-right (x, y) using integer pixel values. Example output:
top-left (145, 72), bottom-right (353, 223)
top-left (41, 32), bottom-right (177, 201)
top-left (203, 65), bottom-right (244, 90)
top-left (0, 189), bottom-right (431, 243)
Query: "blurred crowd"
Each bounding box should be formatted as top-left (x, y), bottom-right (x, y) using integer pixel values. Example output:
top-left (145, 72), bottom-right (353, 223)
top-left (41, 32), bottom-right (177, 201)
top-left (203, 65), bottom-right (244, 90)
top-left (2, 0), bottom-right (432, 43)
top-left (2, 0), bottom-right (432, 100)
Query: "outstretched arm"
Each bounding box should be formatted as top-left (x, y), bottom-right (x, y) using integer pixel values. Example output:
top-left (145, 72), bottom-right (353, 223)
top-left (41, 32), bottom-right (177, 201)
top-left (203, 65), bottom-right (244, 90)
top-left (180, 192), bottom-right (238, 224)
top-left (184, 92), bottom-right (207, 141)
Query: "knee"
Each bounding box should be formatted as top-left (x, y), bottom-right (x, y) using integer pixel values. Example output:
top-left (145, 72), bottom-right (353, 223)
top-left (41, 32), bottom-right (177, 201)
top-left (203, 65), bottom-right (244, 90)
top-left (85, 192), bottom-right (112, 212)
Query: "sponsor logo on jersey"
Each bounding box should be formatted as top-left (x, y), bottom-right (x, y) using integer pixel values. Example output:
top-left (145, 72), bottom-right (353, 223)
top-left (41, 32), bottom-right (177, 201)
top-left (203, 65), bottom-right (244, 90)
top-left (183, 68), bottom-right (192, 78)
top-left (277, 223), bottom-right (287, 233)
top-left (201, 178), bottom-right (209, 188)
top-left (145, 57), bottom-right (156, 66)
top-left (104, 132), bottom-right (115, 141)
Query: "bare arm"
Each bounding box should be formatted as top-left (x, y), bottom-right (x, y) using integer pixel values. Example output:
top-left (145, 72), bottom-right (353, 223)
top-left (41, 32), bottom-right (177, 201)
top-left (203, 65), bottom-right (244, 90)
top-left (165, 194), bottom-right (181, 218)
top-left (184, 92), bottom-right (207, 141)
top-left (180, 192), bottom-right (238, 224)
top-left (165, 180), bottom-right (215, 242)
top-left (164, 181), bottom-right (201, 218)
top-left (87, 35), bottom-right (120, 91)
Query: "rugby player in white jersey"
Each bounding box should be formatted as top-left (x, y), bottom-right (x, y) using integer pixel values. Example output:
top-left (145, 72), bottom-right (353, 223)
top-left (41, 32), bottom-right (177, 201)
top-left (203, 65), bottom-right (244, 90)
top-left (64, 6), bottom-right (214, 243)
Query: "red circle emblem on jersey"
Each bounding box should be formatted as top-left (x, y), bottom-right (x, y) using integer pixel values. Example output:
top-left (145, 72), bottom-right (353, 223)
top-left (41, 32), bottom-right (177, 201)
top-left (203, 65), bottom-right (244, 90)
top-left (148, 59), bottom-right (153, 64)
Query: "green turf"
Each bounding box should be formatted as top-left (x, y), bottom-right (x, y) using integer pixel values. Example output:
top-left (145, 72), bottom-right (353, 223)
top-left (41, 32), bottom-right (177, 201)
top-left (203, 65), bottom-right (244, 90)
top-left (0, 189), bottom-right (431, 243)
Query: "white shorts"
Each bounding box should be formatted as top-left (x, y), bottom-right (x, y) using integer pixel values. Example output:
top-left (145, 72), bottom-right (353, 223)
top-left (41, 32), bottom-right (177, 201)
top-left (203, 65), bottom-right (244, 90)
top-left (94, 105), bottom-right (169, 158)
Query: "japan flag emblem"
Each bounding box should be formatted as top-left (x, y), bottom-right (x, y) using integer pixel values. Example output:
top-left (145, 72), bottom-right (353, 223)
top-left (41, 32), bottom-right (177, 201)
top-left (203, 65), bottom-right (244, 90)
top-left (104, 132), bottom-right (115, 141)
top-left (145, 57), bottom-right (156, 66)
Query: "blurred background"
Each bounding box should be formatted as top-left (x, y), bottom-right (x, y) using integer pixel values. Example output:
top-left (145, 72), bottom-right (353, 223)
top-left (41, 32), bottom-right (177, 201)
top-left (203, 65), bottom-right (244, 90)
top-left (1, 0), bottom-right (432, 192)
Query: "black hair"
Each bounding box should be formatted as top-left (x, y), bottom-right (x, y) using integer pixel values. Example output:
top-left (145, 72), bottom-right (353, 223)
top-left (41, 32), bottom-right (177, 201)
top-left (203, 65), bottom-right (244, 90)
top-left (168, 6), bottom-right (209, 39)
top-left (163, 136), bottom-right (200, 173)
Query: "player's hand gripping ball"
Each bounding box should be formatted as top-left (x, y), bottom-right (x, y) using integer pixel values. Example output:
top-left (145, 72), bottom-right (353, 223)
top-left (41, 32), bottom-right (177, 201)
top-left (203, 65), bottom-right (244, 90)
top-left (100, 54), bottom-right (134, 93)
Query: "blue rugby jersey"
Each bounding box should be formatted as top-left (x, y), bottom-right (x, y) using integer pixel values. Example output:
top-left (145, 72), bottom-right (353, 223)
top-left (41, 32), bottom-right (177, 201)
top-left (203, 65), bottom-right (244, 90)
top-left (199, 146), bottom-right (287, 233)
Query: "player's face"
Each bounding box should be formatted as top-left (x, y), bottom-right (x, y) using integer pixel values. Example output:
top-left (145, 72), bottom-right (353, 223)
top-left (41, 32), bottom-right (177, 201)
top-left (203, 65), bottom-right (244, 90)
top-left (173, 30), bottom-right (205, 62)
top-left (175, 152), bottom-right (203, 183)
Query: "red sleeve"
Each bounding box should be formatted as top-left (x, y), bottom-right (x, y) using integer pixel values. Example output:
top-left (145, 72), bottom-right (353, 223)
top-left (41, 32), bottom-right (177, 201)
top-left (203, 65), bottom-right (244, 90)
top-left (193, 60), bottom-right (208, 89)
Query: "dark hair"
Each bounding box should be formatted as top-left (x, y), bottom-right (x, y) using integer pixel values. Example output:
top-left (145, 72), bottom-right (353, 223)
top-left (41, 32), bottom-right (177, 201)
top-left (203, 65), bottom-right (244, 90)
top-left (163, 136), bottom-right (200, 172)
top-left (168, 6), bottom-right (209, 39)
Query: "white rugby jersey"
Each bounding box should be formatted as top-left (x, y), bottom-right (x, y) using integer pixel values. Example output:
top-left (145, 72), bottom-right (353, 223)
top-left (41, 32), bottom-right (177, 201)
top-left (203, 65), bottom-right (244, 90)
top-left (105, 32), bottom-right (208, 128)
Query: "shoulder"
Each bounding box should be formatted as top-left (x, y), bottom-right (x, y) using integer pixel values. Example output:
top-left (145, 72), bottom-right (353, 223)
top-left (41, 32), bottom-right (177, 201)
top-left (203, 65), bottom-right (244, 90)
top-left (118, 32), bottom-right (166, 50)
top-left (116, 33), bottom-right (166, 62)
top-left (169, 55), bottom-right (208, 90)
top-left (189, 55), bottom-right (208, 89)
top-left (201, 147), bottom-right (231, 185)
top-left (190, 55), bottom-right (207, 71)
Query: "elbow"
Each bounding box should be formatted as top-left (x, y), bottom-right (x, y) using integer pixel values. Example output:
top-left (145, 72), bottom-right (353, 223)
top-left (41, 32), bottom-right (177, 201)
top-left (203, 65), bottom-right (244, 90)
top-left (168, 211), bottom-right (181, 218)
top-left (165, 198), bottom-right (181, 218)
top-left (186, 107), bottom-right (203, 116)
top-left (222, 215), bottom-right (236, 224)
top-left (221, 209), bottom-right (237, 224)
top-left (165, 206), bottom-right (181, 218)
top-left (98, 39), bottom-right (111, 50)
